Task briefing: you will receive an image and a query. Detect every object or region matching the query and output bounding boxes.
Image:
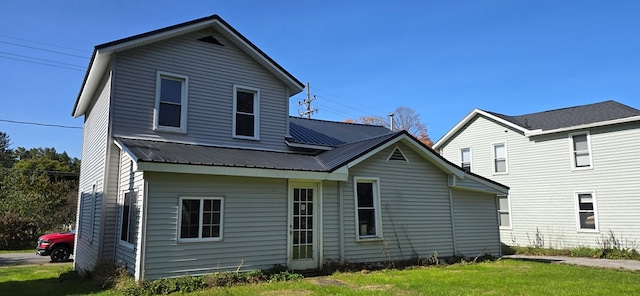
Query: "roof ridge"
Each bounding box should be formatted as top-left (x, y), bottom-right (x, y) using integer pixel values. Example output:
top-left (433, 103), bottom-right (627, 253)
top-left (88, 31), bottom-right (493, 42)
top-left (330, 131), bottom-right (399, 147)
top-left (289, 116), bottom-right (387, 128)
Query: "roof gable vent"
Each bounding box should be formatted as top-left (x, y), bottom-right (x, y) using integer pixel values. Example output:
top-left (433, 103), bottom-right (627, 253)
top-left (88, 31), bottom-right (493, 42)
top-left (198, 35), bottom-right (224, 46)
top-left (387, 146), bottom-right (408, 162)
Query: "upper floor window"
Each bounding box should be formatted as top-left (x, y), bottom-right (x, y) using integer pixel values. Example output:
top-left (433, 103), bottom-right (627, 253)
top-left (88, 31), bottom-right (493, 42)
top-left (154, 72), bottom-right (188, 133)
top-left (179, 197), bottom-right (224, 242)
top-left (233, 85), bottom-right (260, 140)
top-left (354, 177), bottom-right (382, 240)
top-left (570, 132), bottom-right (592, 169)
top-left (460, 148), bottom-right (471, 171)
top-left (575, 192), bottom-right (597, 231)
top-left (492, 142), bottom-right (508, 174)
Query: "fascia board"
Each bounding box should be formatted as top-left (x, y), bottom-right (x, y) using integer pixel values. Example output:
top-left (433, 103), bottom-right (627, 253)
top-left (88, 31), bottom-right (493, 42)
top-left (525, 115), bottom-right (640, 137)
top-left (136, 162), bottom-right (348, 181)
top-left (73, 51), bottom-right (111, 117)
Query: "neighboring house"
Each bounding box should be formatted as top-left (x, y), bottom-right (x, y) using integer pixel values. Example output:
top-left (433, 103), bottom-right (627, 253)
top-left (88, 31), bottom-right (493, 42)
top-left (71, 14), bottom-right (508, 280)
top-left (434, 100), bottom-right (640, 250)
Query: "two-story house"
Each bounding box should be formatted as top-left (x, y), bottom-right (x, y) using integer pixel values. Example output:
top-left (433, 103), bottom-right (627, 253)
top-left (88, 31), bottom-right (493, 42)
top-left (434, 100), bottom-right (640, 250)
top-left (71, 14), bottom-right (508, 280)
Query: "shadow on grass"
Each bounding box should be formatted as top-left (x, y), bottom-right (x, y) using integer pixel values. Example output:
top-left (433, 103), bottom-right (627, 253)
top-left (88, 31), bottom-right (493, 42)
top-left (0, 268), bottom-right (110, 296)
top-left (504, 257), bottom-right (563, 264)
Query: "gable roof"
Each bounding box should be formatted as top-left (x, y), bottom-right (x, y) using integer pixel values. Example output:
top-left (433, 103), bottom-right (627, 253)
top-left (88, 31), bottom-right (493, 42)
top-left (287, 117), bottom-right (392, 148)
top-left (72, 14), bottom-right (305, 117)
top-left (434, 100), bottom-right (640, 149)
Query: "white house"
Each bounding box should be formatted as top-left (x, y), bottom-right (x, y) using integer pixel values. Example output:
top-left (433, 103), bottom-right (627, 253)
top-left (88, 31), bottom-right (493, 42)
top-left (71, 14), bottom-right (508, 280)
top-left (434, 100), bottom-right (640, 250)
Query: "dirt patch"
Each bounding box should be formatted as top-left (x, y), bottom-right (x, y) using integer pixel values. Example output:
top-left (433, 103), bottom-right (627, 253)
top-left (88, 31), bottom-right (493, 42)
top-left (310, 277), bottom-right (351, 287)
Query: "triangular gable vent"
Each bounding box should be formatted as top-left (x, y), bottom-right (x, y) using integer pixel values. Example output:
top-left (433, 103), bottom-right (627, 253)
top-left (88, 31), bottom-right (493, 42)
top-left (198, 35), bottom-right (224, 46)
top-left (387, 147), bottom-right (408, 162)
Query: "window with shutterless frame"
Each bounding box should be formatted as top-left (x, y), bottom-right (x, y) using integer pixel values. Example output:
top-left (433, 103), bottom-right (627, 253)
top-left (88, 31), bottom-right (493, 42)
top-left (354, 177), bottom-right (382, 240)
top-left (178, 197), bottom-right (224, 242)
top-left (575, 192), bottom-right (598, 231)
top-left (233, 85), bottom-right (260, 140)
top-left (460, 147), bottom-right (471, 171)
top-left (492, 142), bottom-right (508, 174)
top-left (154, 71), bottom-right (188, 133)
top-left (570, 132), bottom-right (592, 170)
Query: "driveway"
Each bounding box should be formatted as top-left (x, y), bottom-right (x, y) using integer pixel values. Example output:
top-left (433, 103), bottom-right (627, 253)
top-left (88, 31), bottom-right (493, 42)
top-left (0, 253), bottom-right (73, 267)
top-left (503, 255), bottom-right (640, 271)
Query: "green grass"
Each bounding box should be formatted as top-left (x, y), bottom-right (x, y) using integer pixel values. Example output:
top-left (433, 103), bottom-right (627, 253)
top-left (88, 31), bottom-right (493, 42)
top-left (0, 249), bottom-right (34, 254)
top-left (1, 259), bottom-right (639, 295)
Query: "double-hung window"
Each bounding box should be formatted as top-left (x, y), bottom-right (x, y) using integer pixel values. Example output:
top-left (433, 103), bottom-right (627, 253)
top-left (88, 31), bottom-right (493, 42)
top-left (575, 192), bottom-right (598, 231)
top-left (179, 197), bottom-right (223, 242)
top-left (460, 148), bottom-right (471, 171)
top-left (497, 195), bottom-right (511, 228)
top-left (120, 191), bottom-right (136, 245)
top-left (354, 177), bottom-right (382, 240)
top-left (493, 143), bottom-right (507, 174)
top-left (233, 85), bottom-right (260, 139)
top-left (154, 71), bottom-right (188, 133)
top-left (570, 132), bottom-right (592, 169)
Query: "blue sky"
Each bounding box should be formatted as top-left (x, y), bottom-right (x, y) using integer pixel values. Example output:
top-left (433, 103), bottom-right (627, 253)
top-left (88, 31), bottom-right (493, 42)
top-left (1, 0), bottom-right (638, 158)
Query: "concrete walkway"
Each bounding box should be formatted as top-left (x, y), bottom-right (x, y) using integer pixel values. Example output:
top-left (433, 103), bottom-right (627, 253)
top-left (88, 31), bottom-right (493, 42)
top-left (503, 255), bottom-right (640, 271)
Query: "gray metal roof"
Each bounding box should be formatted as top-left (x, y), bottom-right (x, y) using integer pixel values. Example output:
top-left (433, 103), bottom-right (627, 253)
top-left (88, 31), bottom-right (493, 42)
top-left (484, 100), bottom-right (640, 131)
top-left (288, 116), bottom-right (392, 146)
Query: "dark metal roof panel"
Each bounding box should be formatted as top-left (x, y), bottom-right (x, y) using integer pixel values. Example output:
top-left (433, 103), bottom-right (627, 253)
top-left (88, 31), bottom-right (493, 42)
top-left (484, 100), bottom-right (640, 131)
top-left (118, 138), bottom-right (327, 171)
top-left (316, 132), bottom-right (401, 170)
top-left (288, 117), bottom-right (392, 146)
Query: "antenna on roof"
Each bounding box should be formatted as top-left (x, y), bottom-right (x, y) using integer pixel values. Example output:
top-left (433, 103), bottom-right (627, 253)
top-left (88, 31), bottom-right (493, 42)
top-left (298, 82), bottom-right (318, 119)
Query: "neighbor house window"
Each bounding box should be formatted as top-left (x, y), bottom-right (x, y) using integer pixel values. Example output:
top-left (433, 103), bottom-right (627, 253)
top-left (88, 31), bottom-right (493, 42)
top-left (575, 192), bottom-right (597, 231)
top-left (460, 148), bottom-right (471, 171)
top-left (493, 143), bottom-right (507, 174)
top-left (154, 71), bottom-right (188, 133)
top-left (497, 195), bottom-right (511, 228)
top-left (120, 191), bottom-right (136, 245)
top-left (233, 85), bottom-right (260, 139)
top-left (570, 132), bottom-right (592, 169)
top-left (354, 177), bottom-right (382, 240)
top-left (179, 197), bottom-right (223, 242)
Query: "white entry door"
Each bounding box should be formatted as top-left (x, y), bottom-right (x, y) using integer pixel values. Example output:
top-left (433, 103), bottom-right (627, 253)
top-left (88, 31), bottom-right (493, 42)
top-left (288, 182), bottom-right (319, 270)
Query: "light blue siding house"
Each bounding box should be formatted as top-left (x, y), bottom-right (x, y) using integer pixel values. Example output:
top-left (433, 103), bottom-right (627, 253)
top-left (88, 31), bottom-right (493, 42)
top-left (71, 14), bottom-right (508, 280)
top-left (434, 101), bottom-right (640, 250)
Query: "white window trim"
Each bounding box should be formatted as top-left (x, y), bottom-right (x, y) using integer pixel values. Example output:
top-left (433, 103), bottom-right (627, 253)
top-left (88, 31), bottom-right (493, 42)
top-left (154, 71), bottom-right (188, 133)
top-left (492, 142), bottom-right (509, 175)
top-left (460, 147), bottom-right (472, 171)
top-left (497, 195), bottom-right (512, 230)
top-left (118, 190), bottom-right (136, 249)
top-left (232, 85), bottom-right (260, 140)
top-left (569, 131), bottom-right (593, 171)
top-left (353, 177), bottom-right (383, 241)
top-left (574, 191), bottom-right (599, 232)
top-left (178, 196), bottom-right (224, 243)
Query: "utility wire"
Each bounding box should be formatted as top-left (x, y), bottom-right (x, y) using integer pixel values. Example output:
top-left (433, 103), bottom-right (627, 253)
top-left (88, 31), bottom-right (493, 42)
top-left (0, 34), bottom-right (88, 53)
top-left (0, 119), bottom-right (82, 130)
top-left (0, 51), bottom-right (85, 68)
top-left (0, 40), bottom-right (89, 59)
top-left (0, 55), bottom-right (85, 71)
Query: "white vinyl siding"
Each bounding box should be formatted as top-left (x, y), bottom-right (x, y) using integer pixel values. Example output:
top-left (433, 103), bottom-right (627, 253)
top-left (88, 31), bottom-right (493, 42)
top-left (439, 115), bottom-right (640, 250)
top-left (232, 85), bottom-right (260, 140)
top-left (353, 177), bottom-right (382, 240)
top-left (114, 151), bottom-right (144, 276)
top-left (154, 72), bottom-right (188, 133)
top-left (570, 132), bottom-right (592, 170)
top-left (111, 29), bottom-right (290, 151)
top-left (452, 189), bottom-right (501, 257)
top-left (492, 142), bottom-right (507, 174)
top-left (575, 191), bottom-right (598, 232)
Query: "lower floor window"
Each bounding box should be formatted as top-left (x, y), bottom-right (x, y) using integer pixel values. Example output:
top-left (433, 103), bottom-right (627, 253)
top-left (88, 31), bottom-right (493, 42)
top-left (576, 192), bottom-right (597, 230)
top-left (120, 191), bottom-right (136, 244)
top-left (179, 197), bottom-right (223, 241)
top-left (354, 177), bottom-right (381, 239)
top-left (497, 195), bottom-right (510, 228)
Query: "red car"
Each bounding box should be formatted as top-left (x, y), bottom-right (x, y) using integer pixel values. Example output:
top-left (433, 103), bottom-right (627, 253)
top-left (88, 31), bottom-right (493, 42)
top-left (36, 230), bottom-right (75, 262)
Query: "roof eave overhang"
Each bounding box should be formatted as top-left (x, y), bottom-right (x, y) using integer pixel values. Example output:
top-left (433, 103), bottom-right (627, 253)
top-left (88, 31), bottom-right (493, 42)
top-left (524, 115), bottom-right (640, 137)
top-left (72, 15), bottom-right (304, 118)
top-left (433, 109), bottom-right (531, 149)
top-left (135, 161), bottom-right (348, 181)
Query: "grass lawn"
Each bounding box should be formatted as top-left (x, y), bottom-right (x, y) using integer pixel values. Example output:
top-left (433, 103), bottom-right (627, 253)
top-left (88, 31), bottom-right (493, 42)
top-left (0, 250), bottom-right (34, 254)
top-left (1, 259), bottom-right (639, 295)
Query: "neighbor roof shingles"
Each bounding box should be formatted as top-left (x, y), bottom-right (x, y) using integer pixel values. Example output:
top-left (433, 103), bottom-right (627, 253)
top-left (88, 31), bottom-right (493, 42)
top-left (483, 100), bottom-right (640, 131)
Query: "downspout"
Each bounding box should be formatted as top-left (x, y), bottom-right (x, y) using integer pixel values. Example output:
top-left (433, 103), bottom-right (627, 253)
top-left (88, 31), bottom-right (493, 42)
top-left (448, 182), bottom-right (458, 256)
top-left (338, 181), bottom-right (345, 264)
